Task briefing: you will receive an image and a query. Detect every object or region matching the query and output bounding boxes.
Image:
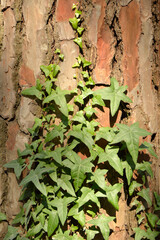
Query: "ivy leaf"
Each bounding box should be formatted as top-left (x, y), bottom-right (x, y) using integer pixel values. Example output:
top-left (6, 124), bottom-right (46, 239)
top-left (129, 181), bottom-right (142, 196)
top-left (0, 212), bottom-right (7, 222)
top-left (12, 208), bottom-right (24, 225)
top-left (88, 214), bottom-right (115, 240)
top-left (54, 230), bottom-right (73, 240)
top-left (139, 141), bottom-right (158, 158)
top-left (69, 17), bottom-right (79, 30)
top-left (146, 228), bottom-right (159, 240)
top-left (55, 48), bottom-right (61, 54)
top-left (92, 95), bottom-right (105, 106)
top-left (77, 27), bottom-right (84, 36)
top-left (146, 213), bottom-right (159, 228)
top-left (105, 183), bottom-right (123, 210)
top-left (133, 228), bottom-right (147, 240)
top-left (87, 169), bottom-right (108, 190)
top-left (20, 169), bottom-right (47, 196)
top-left (57, 174), bottom-right (76, 197)
top-left (73, 210), bottom-right (85, 226)
top-left (40, 64), bottom-right (60, 78)
top-left (4, 158), bottom-right (25, 180)
top-left (136, 161), bottom-right (153, 178)
top-left (59, 54), bottom-right (64, 61)
top-left (71, 157), bottom-right (93, 191)
top-left (26, 223), bottom-right (42, 237)
top-left (111, 122), bottom-right (151, 164)
top-left (86, 229), bottom-right (99, 240)
top-left (86, 77), bottom-right (95, 86)
top-left (84, 105), bottom-right (96, 118)
top-left (94, 78), bottom-right (132, 116)
top-left (74, 95), bottom-right (84, 104)
top-left (75, 9), bottom-right (82, 18)
top-left (81, 71), bottom-right (89, 79)
top-left (47, 211), bottom-right (59, 237)
top-left (81, 57), bottom-right (92, 68)
top-left (50, 197), bottom-right (74, 225)
top-left (45, 124), bottom-right (66, 143)
top-left (154, 191), bottom-right (160, 207)
top-left (68, 129), bottom-right (94, 151)
top-left (74, 37), bottom-right (82, 49)
top-left (137, 188), bottom-right (152, 207)
top-left (22, 86), bottom-right (43, 100)
top-left (95, 127), bottom-right (115, 143)
top-left (43, 87), bottom-right (68, 117)
top-left (77, 187), bottom-right (100, 208)
top-left (72, 110), bottom-right (86, 123)
top-left (4, 226), bottom-right (19, 240)
top-left (98, 146), bottom-right (123, 176)
top-left (44, 81), bottom-right (52, 95)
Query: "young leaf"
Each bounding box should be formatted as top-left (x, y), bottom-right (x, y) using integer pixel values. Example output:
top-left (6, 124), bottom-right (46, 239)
top-left (57, 174), bottom-right (76, 197)
top-left (111, 122), bottom-right (151, 164)
top-left (137, 188), bottom-right (152, 207)
top-left (81, 57), bottom-right (92, 68)
top-left (45, 124), bottom-right (66, 143)
top-left (69, 17), bottom-right (79, 30)
top-left (77, 27), bottom-right (84, 36)
top-left (92, 95), bottom-right (105, 106)
top-left (74, 95), bottom-right (84, 104)
top-left (88, 214), bottom-right (115, 240)
top-left (74, 37), bottom-right (82, 49)
top-left (59, 54), bottom-right (64, 61)
top-left (136, 161), bottom-right (153, 178)
top-left (55, 48), bottom-right (61, 54)
top-left (146, 228), bottom-right (159, 240)
top-left (4, 158), bottom-right (25, 179)
top-left (94, 78), bottom-right (132, 116)
top-left (48, 211), bottom-right (59, 237)
top-left (84, 105), bottom-right (96, 119)
top-left (72, 110), bottom-right (86, 124)
top-left (22, 86), bottom-right (43, 100)
top-left (54, 230), bottom-right (73, 240)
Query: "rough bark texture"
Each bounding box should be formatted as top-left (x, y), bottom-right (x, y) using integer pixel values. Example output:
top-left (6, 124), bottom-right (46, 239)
top-left (0, 0), bottom-right (159, 239)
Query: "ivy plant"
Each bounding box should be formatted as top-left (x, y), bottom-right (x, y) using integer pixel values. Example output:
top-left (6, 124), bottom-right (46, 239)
top-left (3, 3), bottom-right (160, 240)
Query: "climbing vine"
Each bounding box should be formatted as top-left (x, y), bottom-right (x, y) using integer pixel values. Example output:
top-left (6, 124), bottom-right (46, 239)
top-left (1, 3), bottom-right (160, 240)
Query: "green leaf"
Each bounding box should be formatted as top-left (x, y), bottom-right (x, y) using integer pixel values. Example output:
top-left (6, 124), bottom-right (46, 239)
top-left (81, 71), bottom-right (89, 78)
top-left (146, 228), bottom-right (159, 240)
top-left (68, 129), bottom-right (94, 151)
top-left (139, 141), bottom-right (158, 158)
top-left (45, 124), bottom-right (66, 143)
top-left (50, 197), bottom-right (74, 225)
top-left (69, 17), bottom-right (79, 30)
top-left (105, 183), bottom-right (123, 210)
top-left (77, 187), bottom-right (100, 208)
top-left (43, 87), bottom-right (68, 117)
top-left (129, 181), bottom-right (142, 196)
top-left (48, 211), bottom-right (59, 237)
top-left (133, 227), bottom-right (147, 240)
top-left (4, 226), bottom-right (19, 240)
top-left (74, 37), bottom-right (82, 49)
top-left (94, 78), bottom-right (132, 116)
top-left (0, 212), bottom-right (7, 222)
top-left (111, 122), bottom-right (151, 164)
top-left (44, 81), bottom-right (52, 95)
top-left (4, 158), bottom-right (25, 179)
top-left (26, 223), bottom-right (42, 237)
top-left (84, 105), bottom-right (96, 118)
top-left (73, 210), bottom-right (85, 226)
top-left (55, 48), bottom-right (61, 54)
top-left (86, 229), bottom-right (99, 240)
top-left (71, 157), bottom-right (93, 191)
top-left (137, 188), bottom-right (152, 207)
top-left (154, 191), bottom-right (160, 207)
top-left (87, 169), bottom-right (108, 190)
top-left (40, 64), bottom-right (60, 78)
top-left (12, 207), bottom-right (24, 225)
top-left (72, 111), bottom-right (86, 123)
top-left (77, 27), bottom-right (84, 36)
top-left (81, 57), bottom-right (92, 68)
top-left (20, 169), bottom-right (47, 196)
top-left (75, 9), bottom-right (82, 18)
top-left (88, 214), bottom-right (115, 240)
top-left (146, 213), bottom-right (159, 228)
top-left (22, 86), bottom-right (43, 100)
top-left (57, 174), bottom-right (76, 197)
top-left (136, 161), bottom-right (153, 178)
top-left (59, 54), bottom-right (64, 61)
top-left (74, 95), bottom-right (84, 104)
top-left (95, 127), bottom-right (115, 143)
top-left (92, 95), bottom-right (105, 106)
top-left (54, 230), bottom-right (73, 240)
top-left (98, 146), bottom-right (123, 176)
top-left (86, 77), bottom-right (95, 86)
